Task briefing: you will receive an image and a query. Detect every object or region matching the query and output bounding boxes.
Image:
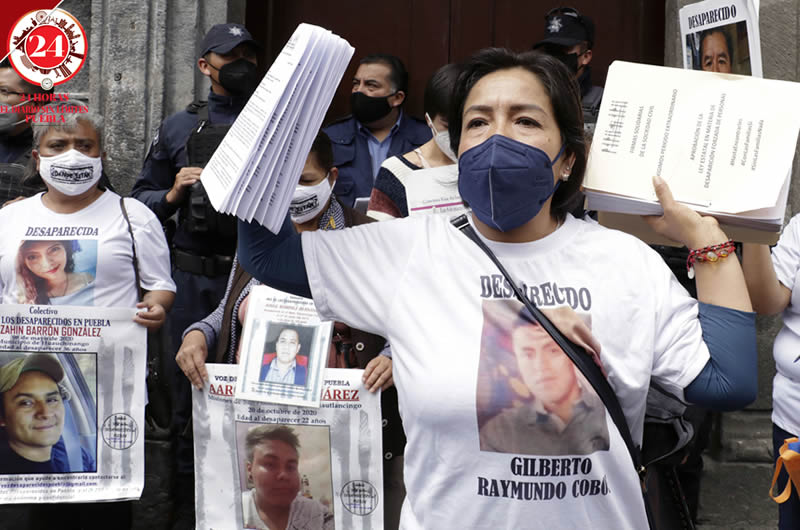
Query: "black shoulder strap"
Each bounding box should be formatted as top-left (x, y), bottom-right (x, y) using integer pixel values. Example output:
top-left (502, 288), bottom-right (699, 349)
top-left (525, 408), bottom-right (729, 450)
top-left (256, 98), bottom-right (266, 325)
top-left (119, 197), bottom-right (144, 299)
top-left (450, 214), bottom-right (644, 475)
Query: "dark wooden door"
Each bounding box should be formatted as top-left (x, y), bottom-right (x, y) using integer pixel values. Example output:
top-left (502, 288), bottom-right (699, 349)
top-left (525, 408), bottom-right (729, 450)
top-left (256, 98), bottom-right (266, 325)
top-left (246, 1), bottom-right (664, 123)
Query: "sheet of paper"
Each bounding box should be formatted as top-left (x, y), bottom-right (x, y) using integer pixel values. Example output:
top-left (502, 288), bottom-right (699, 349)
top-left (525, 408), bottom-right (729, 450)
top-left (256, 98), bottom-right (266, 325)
top-left (200, 24), bottom-right (354, 233)
top-left (202, 24), bottom-right (315, 211)
top-left (194, 365), bottom-right (384, 530)
top-left (236, 285), bottom-right (332, 407)
top-left (584, 61), bottom-right (800, 214)
top-left (0, 305), bottom-right (145, 503)
top-left (405, 165), bottom-right (467, 217)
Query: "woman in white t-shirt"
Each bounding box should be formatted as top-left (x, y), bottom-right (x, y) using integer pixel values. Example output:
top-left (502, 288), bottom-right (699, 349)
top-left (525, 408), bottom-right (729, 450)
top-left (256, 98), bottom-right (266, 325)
top-left (744, 231), bottom-right (800, 529)
top-left (0, 102), bottom-right (175, 529)
top-left (238, 49), bottom-right (757, 529)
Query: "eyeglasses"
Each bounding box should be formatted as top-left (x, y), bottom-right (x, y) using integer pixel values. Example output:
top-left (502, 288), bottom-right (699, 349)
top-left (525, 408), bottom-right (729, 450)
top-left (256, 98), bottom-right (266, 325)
top-left (0, 87), bottom-right (29, 99)
top-left (546, 7), bottom-right (581, 19)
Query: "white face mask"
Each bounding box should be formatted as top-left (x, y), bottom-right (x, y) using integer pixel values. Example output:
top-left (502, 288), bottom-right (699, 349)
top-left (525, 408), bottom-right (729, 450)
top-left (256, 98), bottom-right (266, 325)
top-left (289, 176), bottom-right (332, 224)
top-left (38, 149), bottom-right (103, 196)
top-left (0, 100), bottom-right (27, 134)
top-left (426, 113), bottom-right (457, 163)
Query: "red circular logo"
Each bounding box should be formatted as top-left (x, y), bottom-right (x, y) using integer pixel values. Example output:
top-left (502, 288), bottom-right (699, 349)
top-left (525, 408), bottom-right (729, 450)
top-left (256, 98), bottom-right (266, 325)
top-left (7, 8), bottom-right (88, 88)
top-left (24, 24), bottom-right (70, 70)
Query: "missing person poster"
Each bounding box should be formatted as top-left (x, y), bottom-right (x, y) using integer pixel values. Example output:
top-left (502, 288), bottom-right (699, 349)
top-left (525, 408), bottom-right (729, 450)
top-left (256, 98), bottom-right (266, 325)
top-left (0, 304), bottom-right (145, 503)
top-left (193, 364), bottom-right (384, 530)
top-left (680, 0), bottom-right (761, 77)
top-left (236, 285), bottom-right (332, 407)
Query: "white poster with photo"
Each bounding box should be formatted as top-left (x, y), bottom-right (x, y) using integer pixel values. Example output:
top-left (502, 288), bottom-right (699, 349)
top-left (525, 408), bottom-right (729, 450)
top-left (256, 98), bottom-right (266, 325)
top-left (405, 165), bottom-right (467, 218)
top-left (679, 0), bottom-right (761, 77)
top-left (0, 304), bottom-right (145, 503)
top-left (236, 285), bottom-right (332, 407)
top-left (193, 365), bottom-right (384, 530)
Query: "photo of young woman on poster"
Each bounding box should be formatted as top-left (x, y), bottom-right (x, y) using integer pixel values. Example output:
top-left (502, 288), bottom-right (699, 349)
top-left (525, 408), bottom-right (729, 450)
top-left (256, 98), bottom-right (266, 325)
top-left (15, 239), bottom-right (96, 305)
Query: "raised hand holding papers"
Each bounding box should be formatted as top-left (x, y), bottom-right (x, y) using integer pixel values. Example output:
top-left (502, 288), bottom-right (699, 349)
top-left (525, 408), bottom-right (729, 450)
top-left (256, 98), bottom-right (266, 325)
top-left (583, 61), bottom-right (800, 243)
top-left (201, 24), bottom-right (354, 233)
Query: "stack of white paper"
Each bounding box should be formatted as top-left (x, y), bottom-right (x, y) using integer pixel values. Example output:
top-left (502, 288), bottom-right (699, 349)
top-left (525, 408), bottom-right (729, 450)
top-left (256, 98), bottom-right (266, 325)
top-left (201, 24), bottom-right (354, 233)
top-left (584, 61), bottom-right (800, 242)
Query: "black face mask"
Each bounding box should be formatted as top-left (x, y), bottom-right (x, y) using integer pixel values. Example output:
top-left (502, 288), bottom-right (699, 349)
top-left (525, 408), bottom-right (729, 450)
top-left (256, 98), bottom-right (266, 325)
top-left (556, 52), bottom-right (579, 74)
top-left (350, 91), bottom-right (395, 124)
top-left (210, 58), bottom-right (259, 97)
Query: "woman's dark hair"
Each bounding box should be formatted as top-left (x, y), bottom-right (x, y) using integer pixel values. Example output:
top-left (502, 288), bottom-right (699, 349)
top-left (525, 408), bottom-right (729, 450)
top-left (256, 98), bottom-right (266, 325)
top-left (448, 48), bottom-right (587, 222)
top-left (309, 130), bottom-right (334, 172)
top-left (423, 63), bottom-right (461, 121)
top-left (16, 240), bottom-right (81, 305)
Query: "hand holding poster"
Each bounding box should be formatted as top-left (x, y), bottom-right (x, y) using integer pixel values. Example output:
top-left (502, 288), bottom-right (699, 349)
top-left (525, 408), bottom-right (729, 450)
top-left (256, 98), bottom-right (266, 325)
top-left (0, 304), bottom-right (145, 503)
top-left (193, 365), bottom-right (384, 529)
top-left (236, 285), bottom-right (332, 407)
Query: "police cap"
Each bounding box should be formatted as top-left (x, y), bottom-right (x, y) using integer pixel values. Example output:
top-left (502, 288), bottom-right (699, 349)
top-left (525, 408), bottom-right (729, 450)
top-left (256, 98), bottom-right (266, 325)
top-left (533, 7), bottom-right (595, 49)
top-left (199, 23), bottom-right (260, 58)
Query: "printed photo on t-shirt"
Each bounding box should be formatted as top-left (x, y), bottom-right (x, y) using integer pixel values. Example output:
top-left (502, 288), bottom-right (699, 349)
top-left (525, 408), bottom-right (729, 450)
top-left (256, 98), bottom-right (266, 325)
top-left (14, 239), bottom-right (97, 306)
top-left (476, 299), bottom-right (609, 456)
top-left (259, 324), bottom-right (315, 388)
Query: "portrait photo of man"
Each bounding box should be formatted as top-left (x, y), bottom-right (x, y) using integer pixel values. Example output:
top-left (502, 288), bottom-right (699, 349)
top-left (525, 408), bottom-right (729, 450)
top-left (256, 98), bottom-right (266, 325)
top-left (477, 303), bottom-right (609, 456)
top-left (241, 425), bottom-right (333, 530)
top-left (0, 353), bottom-right (95, 474)
top-left (259, 327), bottom-right (309, 386)
top-left (687, 21), bottom-right (752, 76)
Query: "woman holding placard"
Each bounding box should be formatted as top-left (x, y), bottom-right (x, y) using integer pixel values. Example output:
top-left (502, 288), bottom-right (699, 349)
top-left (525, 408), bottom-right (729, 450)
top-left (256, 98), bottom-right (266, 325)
top-left (237, 48), bottom-right (757, 528)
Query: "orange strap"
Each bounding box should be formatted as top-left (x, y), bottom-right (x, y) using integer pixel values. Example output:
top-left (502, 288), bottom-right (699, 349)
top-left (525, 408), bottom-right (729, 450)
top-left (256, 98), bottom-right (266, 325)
top-left (771, 438), bottom-right (800, 504)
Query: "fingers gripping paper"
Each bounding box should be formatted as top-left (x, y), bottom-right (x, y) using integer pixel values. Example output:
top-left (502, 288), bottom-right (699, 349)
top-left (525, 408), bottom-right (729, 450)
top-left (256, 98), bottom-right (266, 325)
top-left (201, 24), bottom-right (355, 233)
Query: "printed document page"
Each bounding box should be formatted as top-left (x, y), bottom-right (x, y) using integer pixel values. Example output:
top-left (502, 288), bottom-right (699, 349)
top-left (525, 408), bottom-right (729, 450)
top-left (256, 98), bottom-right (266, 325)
top-left (584, 61), bottom-right (800, 214)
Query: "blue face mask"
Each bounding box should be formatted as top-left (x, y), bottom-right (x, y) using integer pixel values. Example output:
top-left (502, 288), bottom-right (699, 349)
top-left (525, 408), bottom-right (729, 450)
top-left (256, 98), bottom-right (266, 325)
top-left (458, 134), bottom-right (566, 232)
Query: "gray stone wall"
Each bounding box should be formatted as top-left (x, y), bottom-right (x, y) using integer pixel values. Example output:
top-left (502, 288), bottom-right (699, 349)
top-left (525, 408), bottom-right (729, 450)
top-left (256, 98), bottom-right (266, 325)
top-left (57, 0), bottom-right (244, 194)
top-left (666, 1), bottom-right (800, 526)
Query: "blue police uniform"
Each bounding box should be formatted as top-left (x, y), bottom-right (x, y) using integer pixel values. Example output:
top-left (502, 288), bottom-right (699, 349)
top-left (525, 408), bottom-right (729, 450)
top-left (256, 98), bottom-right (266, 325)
top-left (131, 89), bottom-right (248, 474)
top-left (323, 111), bottom-right (431, 207)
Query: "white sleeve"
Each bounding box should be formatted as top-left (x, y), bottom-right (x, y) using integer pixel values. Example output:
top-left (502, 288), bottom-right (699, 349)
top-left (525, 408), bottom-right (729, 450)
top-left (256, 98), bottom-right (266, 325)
top-left (124, 198), bottom-right (176, 293)
top-left (772, 214), bottom-right (800, 290)
top-left (301, 216), bottom-right (423, 336)
top-left (647, 247), bottom-right (710, 398)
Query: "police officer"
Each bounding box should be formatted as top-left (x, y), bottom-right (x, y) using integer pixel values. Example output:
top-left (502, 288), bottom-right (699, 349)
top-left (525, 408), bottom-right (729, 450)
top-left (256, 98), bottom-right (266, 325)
top-left (323, 53), bottom-right (430, 208)
top-left (0, 58), bottom-right (51, 205)
top-left (130, 23), bottom-right (260, 530)
top-left (533, 7), bottom-right (603, 135)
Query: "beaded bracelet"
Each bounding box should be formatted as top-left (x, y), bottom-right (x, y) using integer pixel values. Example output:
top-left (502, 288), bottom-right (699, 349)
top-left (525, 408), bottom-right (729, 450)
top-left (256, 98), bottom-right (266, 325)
top-left (686, 240), bottom-right (736, 279)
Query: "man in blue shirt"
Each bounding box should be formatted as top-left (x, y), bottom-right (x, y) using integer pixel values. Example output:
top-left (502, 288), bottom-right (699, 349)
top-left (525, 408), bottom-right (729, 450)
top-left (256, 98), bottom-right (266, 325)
top-left (324, 54), bottom-right (431, 207)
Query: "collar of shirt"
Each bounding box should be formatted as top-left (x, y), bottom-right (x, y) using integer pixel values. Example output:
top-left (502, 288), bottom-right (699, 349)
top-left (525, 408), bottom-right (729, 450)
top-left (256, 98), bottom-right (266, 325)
top-left (266, 357), bottom-right (297, 383)
top-left (207, 89), bottom-right (248, 125)
top-left (529, 378), bottom-right (598, 432)
top-left (357, 109), bottom-right (403, 179)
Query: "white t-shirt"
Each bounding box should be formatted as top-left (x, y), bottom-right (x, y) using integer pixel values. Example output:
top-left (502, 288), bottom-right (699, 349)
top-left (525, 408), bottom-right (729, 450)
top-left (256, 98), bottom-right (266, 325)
top-left (770, 213), bottom-right (800, 436)
top-left (0, 191), bottom-right (175, 308)
top-left (302, 213), bottom-right (709, 529)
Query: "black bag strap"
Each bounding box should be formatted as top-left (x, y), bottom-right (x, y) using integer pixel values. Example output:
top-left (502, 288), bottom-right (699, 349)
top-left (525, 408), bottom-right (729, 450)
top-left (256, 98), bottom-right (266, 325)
top-left (450, 214), bottom-right (644, 475)
top-left (119, 197), bottom-right (144, 299)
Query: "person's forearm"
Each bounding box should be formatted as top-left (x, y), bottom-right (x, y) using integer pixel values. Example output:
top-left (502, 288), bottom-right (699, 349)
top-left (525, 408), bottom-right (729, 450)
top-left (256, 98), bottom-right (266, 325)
top-left (742, 243), bottom-right (791, 315)
top-left (143, 289), bottom-right (175, 312)
top-left (687, 227), bottom-right (752, 312)
top-left (683, 302), bottom-right (757, 411)
top-left (237, 216), bottom-right (311, 298)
